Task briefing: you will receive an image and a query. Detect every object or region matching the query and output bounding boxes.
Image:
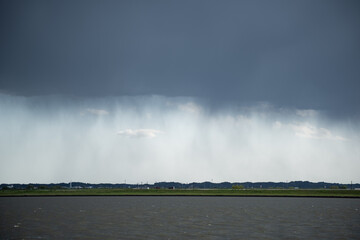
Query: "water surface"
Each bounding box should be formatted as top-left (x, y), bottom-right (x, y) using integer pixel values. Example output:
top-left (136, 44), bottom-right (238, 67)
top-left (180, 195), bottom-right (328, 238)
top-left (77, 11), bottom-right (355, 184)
top-left (1, 196), bottom-right (359, 239)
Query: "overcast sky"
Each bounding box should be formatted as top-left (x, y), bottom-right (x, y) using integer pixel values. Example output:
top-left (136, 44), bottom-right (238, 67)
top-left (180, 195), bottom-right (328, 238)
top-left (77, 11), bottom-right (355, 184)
top-left (0, 0), bottom-right (359, 184)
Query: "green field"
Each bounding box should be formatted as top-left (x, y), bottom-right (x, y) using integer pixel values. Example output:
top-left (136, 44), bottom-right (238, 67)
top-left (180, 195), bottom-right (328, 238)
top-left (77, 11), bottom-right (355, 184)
top-left (1, 188), bottom-right (360, 197)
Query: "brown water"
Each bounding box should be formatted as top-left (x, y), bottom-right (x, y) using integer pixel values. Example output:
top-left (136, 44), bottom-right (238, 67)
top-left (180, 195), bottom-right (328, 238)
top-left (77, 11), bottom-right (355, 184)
top-left (1, 196), bottom-right (359, 239)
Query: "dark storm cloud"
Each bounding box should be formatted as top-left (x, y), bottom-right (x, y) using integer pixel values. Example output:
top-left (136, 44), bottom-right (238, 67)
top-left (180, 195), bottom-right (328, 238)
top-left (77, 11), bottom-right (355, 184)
top-left (0, 0), bottom-right (359, 115)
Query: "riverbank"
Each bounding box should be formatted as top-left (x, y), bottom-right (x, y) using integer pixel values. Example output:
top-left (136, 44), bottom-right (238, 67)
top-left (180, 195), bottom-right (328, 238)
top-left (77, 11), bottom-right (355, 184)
top-left (1, 189), bottom-right (360, 198)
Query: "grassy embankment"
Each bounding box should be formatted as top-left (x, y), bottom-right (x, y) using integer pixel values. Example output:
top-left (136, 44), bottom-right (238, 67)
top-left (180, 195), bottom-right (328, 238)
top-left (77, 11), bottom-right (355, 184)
top-left (1, 188), bottom-right (360, 197)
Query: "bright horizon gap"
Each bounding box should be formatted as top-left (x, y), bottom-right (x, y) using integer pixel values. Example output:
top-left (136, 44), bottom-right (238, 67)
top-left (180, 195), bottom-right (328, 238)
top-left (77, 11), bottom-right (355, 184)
top-left (1, 94), bottom-right (359, 184)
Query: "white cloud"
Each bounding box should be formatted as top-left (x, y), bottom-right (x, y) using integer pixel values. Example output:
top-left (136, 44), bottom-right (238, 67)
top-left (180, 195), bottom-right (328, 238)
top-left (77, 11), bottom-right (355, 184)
top-left (292, 123), bottom-right (347, 141)
top-left (296, 109), bottom-right (318, 117)
top-left (117, 129), bottom-right (163, 138)
top-left (86, 108), bottom-right (109, 116)
top-left (178, 102), bottom-right (201, 114)
top-left (272, 121), bottom-right (282, 129)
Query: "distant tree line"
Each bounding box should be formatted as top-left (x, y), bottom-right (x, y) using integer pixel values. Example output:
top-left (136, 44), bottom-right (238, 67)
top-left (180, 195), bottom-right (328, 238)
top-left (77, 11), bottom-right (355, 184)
top-left (1, 181), bottom-right (359, 190)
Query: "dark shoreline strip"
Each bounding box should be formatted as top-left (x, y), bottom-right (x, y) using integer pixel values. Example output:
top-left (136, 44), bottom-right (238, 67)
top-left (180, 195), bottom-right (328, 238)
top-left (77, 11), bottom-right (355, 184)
top-left (1, 195), bottom-right (359, 198)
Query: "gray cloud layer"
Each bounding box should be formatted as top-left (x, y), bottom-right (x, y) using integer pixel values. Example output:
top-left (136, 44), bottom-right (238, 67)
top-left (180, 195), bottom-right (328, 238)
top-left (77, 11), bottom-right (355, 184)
top-left (0, 1), bottom-right (359, 184)
top-left (1, 0), bottom-right (359, 116)
top-left (0, 94), bottom-right (358, 183)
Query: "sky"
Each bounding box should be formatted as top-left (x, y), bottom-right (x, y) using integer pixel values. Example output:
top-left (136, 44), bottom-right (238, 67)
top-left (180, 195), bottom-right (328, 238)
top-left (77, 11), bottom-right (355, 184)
top-left (0, 0), bottom-right (359, 184)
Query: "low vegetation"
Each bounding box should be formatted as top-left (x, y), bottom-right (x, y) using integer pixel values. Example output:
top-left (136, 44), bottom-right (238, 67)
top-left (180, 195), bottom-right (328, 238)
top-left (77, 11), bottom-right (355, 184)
top-left (1, 188), bottom-right (359, 197)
